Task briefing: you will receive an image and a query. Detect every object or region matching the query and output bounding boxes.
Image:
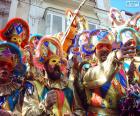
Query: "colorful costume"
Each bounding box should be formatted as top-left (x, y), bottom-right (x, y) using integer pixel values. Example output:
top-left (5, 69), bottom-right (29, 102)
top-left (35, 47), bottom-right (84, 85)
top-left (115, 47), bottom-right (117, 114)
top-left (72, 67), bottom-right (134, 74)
top-left (83, 29), bottom-right (127, 115)
top-left (22, 36), bottom-right (85, 116)
top-left (0, 41), bottom-right (33, 115)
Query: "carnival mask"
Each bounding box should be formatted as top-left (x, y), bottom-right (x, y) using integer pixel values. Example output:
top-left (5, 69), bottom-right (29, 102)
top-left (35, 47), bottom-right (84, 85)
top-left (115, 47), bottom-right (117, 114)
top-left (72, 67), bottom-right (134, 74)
top-left (44, 56), bottom-right (64, 80)
top-left (11, 35), bottom-right (22, 46)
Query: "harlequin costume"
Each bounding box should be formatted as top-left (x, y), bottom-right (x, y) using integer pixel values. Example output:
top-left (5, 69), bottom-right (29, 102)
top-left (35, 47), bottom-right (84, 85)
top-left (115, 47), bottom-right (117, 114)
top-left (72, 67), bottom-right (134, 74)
top-left (83, 29), bottom-right (128, 116)
top-left (0, 41), bottom-right (33, 115)
top-left (22, 36), bottom-right (85, 116)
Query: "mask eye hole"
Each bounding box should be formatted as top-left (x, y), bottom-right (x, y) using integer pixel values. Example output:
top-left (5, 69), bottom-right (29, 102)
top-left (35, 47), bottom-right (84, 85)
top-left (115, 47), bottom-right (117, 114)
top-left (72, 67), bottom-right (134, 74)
top-left (13, 37), bottom-right (17, 40)
top-left (52, 60), bottom-right (56, 63)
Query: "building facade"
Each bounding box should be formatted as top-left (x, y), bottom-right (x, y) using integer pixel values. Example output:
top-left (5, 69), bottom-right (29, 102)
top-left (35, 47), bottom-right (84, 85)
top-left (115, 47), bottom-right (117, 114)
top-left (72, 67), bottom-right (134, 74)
top-left (0, 0), bottom-right (11, 29)
top-left (1, 0), bottom-right (112, 35)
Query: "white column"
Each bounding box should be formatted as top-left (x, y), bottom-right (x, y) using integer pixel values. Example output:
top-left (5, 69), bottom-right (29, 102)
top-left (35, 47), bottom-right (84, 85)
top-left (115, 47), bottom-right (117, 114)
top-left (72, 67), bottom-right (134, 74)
top-left (8, 0), bottom-right (18, 20)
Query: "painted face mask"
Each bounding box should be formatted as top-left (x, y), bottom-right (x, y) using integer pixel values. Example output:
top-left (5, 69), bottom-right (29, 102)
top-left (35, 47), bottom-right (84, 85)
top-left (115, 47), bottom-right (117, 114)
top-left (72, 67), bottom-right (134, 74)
top-left (44, 56), bottom-right (65, 80)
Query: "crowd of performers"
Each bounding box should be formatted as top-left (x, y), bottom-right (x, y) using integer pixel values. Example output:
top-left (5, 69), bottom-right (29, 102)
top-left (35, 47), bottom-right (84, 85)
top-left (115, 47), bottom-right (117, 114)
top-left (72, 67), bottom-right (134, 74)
top-left (0, 7), bottom-right (140, 116)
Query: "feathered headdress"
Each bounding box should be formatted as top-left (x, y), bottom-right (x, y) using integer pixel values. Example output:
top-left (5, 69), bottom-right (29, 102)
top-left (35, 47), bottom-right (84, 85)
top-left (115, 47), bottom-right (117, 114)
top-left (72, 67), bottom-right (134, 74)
top-left (0, 17), bottom-right (30, 48)
top-left (33, 36), bottom-right (63, 69)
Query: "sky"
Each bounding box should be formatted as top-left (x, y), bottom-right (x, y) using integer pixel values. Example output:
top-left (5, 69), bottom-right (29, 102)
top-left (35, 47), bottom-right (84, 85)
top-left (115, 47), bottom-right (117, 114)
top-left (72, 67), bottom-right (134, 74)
top-left (110, 0), bottom-right (140, 13)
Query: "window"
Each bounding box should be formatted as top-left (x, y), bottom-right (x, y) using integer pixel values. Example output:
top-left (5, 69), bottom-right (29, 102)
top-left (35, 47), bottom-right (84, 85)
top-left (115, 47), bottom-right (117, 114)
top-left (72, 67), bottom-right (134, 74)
top-left (88, 22), bottom-right (96, 30)
top-left (45, 11), bottom-right (66, 35)
top-left (96, 0), bottom-right (105, 9)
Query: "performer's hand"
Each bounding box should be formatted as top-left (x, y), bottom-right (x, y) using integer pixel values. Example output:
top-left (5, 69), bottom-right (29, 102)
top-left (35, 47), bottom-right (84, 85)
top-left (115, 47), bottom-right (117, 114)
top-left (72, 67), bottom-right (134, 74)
top-left (45, 90), bottom-right (57, 109)
top-left (116, 40), bottom-right (136, 60)
top-left (0, 109), bottom-right (11, 116)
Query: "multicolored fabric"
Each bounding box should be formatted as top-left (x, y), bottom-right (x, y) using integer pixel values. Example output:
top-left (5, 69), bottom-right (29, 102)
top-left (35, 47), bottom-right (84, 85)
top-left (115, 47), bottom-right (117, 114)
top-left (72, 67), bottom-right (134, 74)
top-left (0, 41), bottom-right (28, 114)
top-left (0, 81), bottom-right (34, 114)
top-left (34, 81), bottom-right (74, 111)
top-left (0, 18), bottom-right (30, 48)
top-left (22, 80), bottom-right (85, 116)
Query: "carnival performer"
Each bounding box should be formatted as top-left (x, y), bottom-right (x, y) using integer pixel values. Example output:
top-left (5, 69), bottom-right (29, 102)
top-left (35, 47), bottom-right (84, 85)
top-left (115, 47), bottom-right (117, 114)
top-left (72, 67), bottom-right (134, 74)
top-left (22, 36), bottom-right (85, 116)
top-left (116, 27), bottom-right (140, 85)
top-left (25, 34), bottom-right (45, 83)
top-left (68, 30), bottom-right (95, 81)
top-left (0, 41), bottom-right (33, 116)
top-left (83, 29), bottom-right (136, 116)
top-left (69, 30), bottom-right (95, 110)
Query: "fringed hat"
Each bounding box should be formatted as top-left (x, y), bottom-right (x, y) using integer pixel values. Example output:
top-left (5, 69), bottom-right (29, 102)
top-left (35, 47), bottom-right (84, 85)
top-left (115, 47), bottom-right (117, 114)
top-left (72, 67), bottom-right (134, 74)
top-left (90, 29), bottom-right (115, 50)
top-left (116, 27), bottom-right (140, 51)
top-left (0, 17), bottom-right (30, 48)
top-left (33, 36), bottom-right (63, 69)
top-left (70, 30), bottom-right (90, 56)
top-left (80, 30), bottom-right (94, 55)
top-left (0, 41), bottom-right (26, 76)
top-left (29, 34), bottom-right (43, 52)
